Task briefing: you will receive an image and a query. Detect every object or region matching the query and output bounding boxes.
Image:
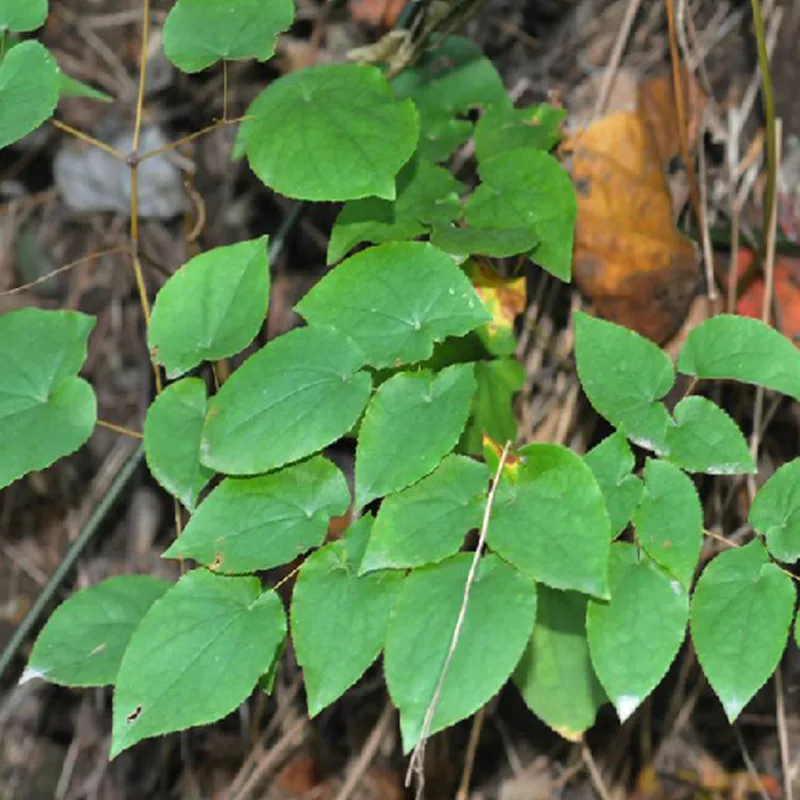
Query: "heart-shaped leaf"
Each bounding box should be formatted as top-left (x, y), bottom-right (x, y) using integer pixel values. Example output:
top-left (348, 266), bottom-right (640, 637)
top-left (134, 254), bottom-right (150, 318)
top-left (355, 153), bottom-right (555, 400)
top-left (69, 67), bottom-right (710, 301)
top-left (23, 576), bottom-right (170, 687)
top-left (148, 237), bottom-right (270, 379)
top-left (246, 64), bottom-right (418, 201)
top-left (385, 553), bottom-right (536, 751)
top-left (163, 456), bottom-right (350, 572)
top-left (144, 378), bottom-right (214, 510)
top-left (355, 364), bottom-right (476, 505)
top-left (111, 570), bottom-right (285, 757)
top-left (0, 41), bottom-right (59, 149)
top-left (201, 325), bottom-right (372, 475)
top-left (0, 308), bottom-right (96, 489)
top-left (297, 242), bottom-right (490, 369)
top-left (163, 0), bottom-right (294, 72)
top-left (750, 458), bottom-right (800, 563)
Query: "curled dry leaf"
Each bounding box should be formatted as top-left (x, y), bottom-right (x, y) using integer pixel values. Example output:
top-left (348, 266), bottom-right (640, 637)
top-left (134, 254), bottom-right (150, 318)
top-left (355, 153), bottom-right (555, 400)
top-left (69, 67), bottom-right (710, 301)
top-left (570, 71), bottom-right (706, 344)
top-left (571, 109), bottom-right (699, 344)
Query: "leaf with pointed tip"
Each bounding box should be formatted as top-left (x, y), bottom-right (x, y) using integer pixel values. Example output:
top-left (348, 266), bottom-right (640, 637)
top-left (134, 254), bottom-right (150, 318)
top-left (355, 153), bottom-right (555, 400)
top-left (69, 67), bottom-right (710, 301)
top-left (144, 378), bottom-right (213, 511)
top-left (0, 308), bottom-right (96, 489)
top-left (466, 149), bottom-right (576, 280)
top-left (584, 431), bottom-right (643, 538)
top-left (514, 587), bottom-right (606, 740)
top-left (111, 570), bottom-right (285, 758)
top-left (201, 325), bottom-right (372, 475)
top-left (23, 576), bottom-right (170, 688)
top-left (360, 454), bottom-right (487, 573)
top-left (385, 553), bottom-right (536, 752)
top-left (750, 458), bottom-right (800, 563)
top-left (0, 0), bottom-right (47, 32)
top-left (163, 456), bottom-right (349, 572)
top-left (162, 0), bottom-right (294, 73)
top-left (327, 158), bottom-right (464, 264)
top-left (487, 443), bottom-right (611, 597)
top-left (0, 41), bottom-right (59, 149)
top-left (634, 459), bottom-right (702, 590)
top-left (246, 64), bottom-right (418, 201)
top-left (587, 544), bottom-right (688, 722)
top-left (690, 540), bottom-right (794, 722)
top-left (475, 103), bottom-right (565, 162)
top-left (297, 242), bottom-right (489, 369)
top-left (574, 311), bottom-right (674, 453)
top-left (355, 364), bottom-right (476, 505)
top-left (57, 71), bottom-right (112, 102)
top-left (678, 314), bottom-right (800, 401)
top-left (291, 516), bottom-right (402, 716)
top-left (665, 396), bottom-right (755, 475)
top-left (148, 237), bottom-right (270, 379)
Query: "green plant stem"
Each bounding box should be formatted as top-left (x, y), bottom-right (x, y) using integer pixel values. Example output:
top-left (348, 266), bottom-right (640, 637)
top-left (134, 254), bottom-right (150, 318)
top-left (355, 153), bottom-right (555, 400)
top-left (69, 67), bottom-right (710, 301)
top-left (750, 0), bottom-right (777, 267)
top-left (0, 445), bottom-right (144, 682)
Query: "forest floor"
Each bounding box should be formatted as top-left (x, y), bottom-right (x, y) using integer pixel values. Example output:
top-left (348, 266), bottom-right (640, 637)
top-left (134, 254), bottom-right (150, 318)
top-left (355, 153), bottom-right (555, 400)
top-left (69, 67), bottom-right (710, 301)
top-left (2, 0), bottom-right (800, 797)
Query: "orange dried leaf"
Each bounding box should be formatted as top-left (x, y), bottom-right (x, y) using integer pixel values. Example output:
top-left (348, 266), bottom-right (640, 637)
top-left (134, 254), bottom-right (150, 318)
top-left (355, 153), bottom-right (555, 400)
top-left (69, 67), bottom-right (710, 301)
top-left (572, 110), bottom-right (699, 343)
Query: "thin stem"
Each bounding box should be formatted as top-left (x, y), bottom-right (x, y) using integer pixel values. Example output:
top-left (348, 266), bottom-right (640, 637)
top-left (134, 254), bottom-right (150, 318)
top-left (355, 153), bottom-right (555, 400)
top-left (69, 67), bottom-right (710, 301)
top-left (406, 441), bottom-right (512, 794)
top-left (0, 245), bottom-right (127, 297)
top-left (131, 0), bottom-right (150, 156)
top-left (665, 0), bottom-right (704, 265)
top-left (51, 120), bottom-right (126, 160)
top-left (137, 116), bottom-right (251, 162)
top-left (128, 0), bottom-right (161, 395)
top-left (751, 0), bottom-right (777, 266)
top-left (96, 419), bottom-right (143, 439)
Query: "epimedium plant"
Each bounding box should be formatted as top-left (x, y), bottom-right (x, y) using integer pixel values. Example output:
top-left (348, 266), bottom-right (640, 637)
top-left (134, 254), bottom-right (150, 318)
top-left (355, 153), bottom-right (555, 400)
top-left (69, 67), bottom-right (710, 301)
top-left (3, 0), bottom-right (800, 768)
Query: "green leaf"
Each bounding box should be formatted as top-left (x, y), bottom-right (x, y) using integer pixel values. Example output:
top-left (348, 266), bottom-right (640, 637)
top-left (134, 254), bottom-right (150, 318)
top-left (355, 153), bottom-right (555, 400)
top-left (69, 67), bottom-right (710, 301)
top-left (690, 539), bottom-right (795, 722)
top-left (291, 516), bottom-right (402, 716)
top-left (111, 570), bottom-right (286, 757)
top-left (466, 149), bottom-right (576, 281)
top-left (488, 443), bottom-right (611, 597)
top-left (390, 37), bottom-right (508, 163)
top-left (665, 396), bottom-right (755, 475)
top-left (749, 458), bottom-right (800, 563)
top-left (57, 71), bottom-right (112, 102)
top-left (461, 358), bottom-right (524, 455)
top-left (144, 378), bottom-right (213, 511)
top-left (360, 454), bottom-right (488, 573)
top-left (514, 587), bottom-right (606, 740)
top-left (148, 237), bottom-right (270, 379)
top-left (385, 553), bottom-right (536, 751)
top-left (0, 0), bottom-right (47, 32)
top-left (297, 242), bottom-right (490, 369)
top-left (162, 0), bottom-right (294, 73)
top-left (201, 325), bottom-right (372, 475)
top-left (475, 103), bottom-right (565, 162)
top-left (584, 431), bottom-right (643, 538)
top-left (574, 311), bottom-right (674, 453)
top-left (0, 41), bottom-right (59, 149)
top-left (163, 456), bottom-right (349, 572)
top-left (587, 543), bottom-right (688, 721)
top-left (0, 308), bottom-right (97, 489)
top-left (22, 576), bottom-right (170, 687)
top-left (355, 364), bottom-right (476, 505)
top-left (246, 64), bottom-right (418, 201)
top-left (678, 314), bottom-right (800, 402)
top-left (430, 224), bottom-right (539, 259)
top-left (327, 156), bottom-right (464, 264)
top-left (391, 37), bottom-right (508, 121)
top-left (633, 459), bottom-right (702, 589)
